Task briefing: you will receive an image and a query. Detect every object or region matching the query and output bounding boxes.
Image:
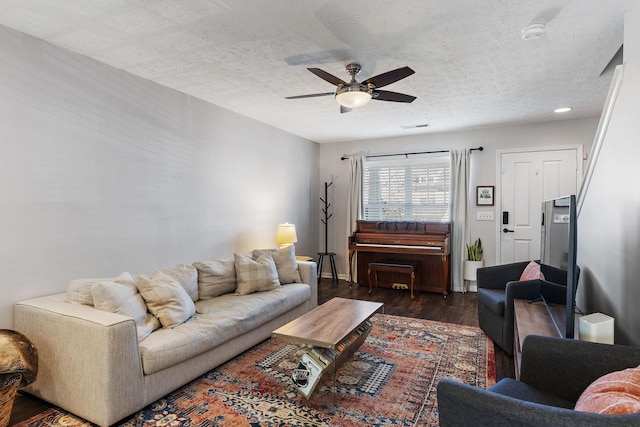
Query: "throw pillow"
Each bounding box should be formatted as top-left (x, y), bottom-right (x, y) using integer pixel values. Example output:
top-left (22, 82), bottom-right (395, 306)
top-left (137, 271), bottom-right (196, 328)
top-left (519, 261), bottom-right (545, 281)
top-left (253, 246), bottom-right (302, 284)
top-left (67, 272), bottom-right (135, 306)
top-left (234, 252), bottom-right (280, 295)
top-left (574, 365), bottom-right (640, 414)
top-left (193, 258), bottom-right (237, 299)
top-left (92, 279), bottom-right (160, 342)
top-left (136, 264), bottom-right (199, 303)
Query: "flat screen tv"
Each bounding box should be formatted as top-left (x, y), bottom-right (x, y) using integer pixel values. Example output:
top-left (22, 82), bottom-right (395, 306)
top-left (540, 194), bottom-right (578, 339)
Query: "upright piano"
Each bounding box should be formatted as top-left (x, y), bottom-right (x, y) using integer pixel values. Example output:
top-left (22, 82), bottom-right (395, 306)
top-left (348, 220), bottom-right (451, 297)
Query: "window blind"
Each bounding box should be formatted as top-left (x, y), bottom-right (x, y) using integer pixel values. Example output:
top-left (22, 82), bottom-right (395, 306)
top-left (363, 155), bottom-right (450, 221)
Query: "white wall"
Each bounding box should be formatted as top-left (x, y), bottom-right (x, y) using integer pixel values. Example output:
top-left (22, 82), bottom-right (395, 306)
top-left (577, 3), bottom-right (640, 346)
top-left (0, 26), bottom-right (319, 329)
top-left (318, 118), bottom-right (598, 290)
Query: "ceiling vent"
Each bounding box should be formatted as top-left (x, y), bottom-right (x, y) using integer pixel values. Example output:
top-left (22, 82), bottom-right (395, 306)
top-left (401, 123), bottom-right (430, 129)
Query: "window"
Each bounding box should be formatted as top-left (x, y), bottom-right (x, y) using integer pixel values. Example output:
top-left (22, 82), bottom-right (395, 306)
top-left (363, 155), bottom-right (450, 221)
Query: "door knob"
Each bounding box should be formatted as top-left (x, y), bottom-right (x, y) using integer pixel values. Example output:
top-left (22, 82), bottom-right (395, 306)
top-left (503, 228), bottom-right (515, 233)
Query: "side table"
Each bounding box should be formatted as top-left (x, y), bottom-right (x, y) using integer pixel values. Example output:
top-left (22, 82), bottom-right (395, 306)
top-left (317, 252), bottom-right (338, 283)
top-left (1, 330), bottom-right (38, 427)
top-left (513, 299), bottom-right (579, 379)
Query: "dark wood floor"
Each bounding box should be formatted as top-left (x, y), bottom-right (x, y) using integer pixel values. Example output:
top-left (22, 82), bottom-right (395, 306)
top-left (10, 278), bottom-right (514, 425)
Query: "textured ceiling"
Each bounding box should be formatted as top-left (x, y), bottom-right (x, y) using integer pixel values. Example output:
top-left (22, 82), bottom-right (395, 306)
top-left (0, 0), bottom-right (629, 143)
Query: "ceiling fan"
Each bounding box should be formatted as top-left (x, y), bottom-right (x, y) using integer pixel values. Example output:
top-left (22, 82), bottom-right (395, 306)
top-left (285, 63), bottom-right (416, 113)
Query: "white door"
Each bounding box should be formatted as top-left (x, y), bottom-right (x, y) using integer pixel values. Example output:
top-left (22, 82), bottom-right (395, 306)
top-left (498, 147), bottom-right (582, 264)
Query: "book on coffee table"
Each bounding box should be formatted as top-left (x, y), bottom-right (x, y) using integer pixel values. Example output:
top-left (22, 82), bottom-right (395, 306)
top-left (293, 352), bottom-right (324, 398)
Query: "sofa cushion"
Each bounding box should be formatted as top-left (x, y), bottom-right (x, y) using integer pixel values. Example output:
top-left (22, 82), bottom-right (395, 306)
top-left (67, 272), bottom-right (134, 306)
top-left (574, 365), bottom-right (640, 414)
top-left (253, 246), bottom-right (302, 284)
top-left (520, 261), bottom-right (545, 281)
top-left (490, 378), bottom-right (575, 409)
top-left (136, 264), bottom-right (199, 303)
top-left (477, 288), bottom-right (505, 317)
top-left (193, 258), bottom-right (236, 299)
top-left (234, 253), bottom-right (280, 295)
top-left (92, 279), bottom-right (160, 342)
top-left (139, 283), bottom-right (310, 375)
top-left (137, 271), bottom-right (196, 328)
top-left (195, 283), bottom-right (310, 317)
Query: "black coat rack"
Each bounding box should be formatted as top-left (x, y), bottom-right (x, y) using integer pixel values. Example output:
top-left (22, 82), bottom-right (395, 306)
top-left (318, 181), bottom-right (338, 282)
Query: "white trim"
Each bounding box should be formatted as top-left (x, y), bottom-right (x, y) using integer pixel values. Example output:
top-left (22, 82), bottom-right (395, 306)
top-left (577, 64), bottom-right (624, 216)
top-left (495, 145), bottom-right (584, 155)
top-left (321, 272), bottom-right (350, 281)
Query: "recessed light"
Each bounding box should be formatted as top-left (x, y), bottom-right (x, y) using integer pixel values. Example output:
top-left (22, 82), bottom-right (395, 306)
top-left (554, 107), bottom-right (573, 113)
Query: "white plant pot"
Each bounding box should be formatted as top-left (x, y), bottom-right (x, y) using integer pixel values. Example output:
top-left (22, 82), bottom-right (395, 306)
top-left (463, 260), bottom-right (484, 282)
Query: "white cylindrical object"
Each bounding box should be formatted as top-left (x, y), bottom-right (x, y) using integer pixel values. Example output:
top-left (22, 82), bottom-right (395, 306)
top-left (579, 313), bottom-right (614, 344)
top-left (463, 260), bottom-right (483, 281)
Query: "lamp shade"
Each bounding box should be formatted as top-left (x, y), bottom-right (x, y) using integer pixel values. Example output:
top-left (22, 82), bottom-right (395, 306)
top-left (275, 223), bottom-right (297, 246)
top-left (335, 85), bottom-right (372, 108)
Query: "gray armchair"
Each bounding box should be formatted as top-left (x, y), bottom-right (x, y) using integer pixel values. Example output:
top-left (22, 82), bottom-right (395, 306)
top-left (477, 261), bottom-right (572, 355)
top-left (437, 335), bottom-right (640, 426)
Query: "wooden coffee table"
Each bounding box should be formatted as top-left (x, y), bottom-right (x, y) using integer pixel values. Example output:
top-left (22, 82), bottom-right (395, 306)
top-left (273, 297), bottom-right (383, 349)
top-left (272, 297), bottom-right (384, 397)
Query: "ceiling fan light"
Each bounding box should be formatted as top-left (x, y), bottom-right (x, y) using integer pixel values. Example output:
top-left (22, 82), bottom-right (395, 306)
top-left (335, 85), bottom-right (372, 108)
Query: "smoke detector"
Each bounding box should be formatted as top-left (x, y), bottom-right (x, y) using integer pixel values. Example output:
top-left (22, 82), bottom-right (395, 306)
top-left (522, 24), bottom-right (545, 40)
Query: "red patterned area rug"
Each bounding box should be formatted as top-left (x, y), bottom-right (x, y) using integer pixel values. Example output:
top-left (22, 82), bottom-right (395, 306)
top-left (17, 314), bottom-right (495, 427)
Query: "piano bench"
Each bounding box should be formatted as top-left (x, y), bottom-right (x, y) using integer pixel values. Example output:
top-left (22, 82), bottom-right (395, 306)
top-left (368, 262), bottom-right (416, 300)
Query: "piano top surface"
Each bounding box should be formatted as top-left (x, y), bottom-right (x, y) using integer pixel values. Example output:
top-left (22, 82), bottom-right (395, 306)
top-left (350, 221), bottom-right (450, 254)
top-left (352, 220), bottom-right (451, 235)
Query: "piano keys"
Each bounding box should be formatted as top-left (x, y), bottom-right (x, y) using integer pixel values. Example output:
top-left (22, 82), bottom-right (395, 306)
top-left (348, 220), bottom-right (451, 297)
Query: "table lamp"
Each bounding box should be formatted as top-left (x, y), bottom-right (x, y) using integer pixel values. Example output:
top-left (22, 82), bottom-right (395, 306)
top-left (275, 223), bottom-right (297, 249)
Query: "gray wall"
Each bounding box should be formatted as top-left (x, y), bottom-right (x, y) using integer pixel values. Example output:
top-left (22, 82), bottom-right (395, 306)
top-left (0, 26), bottom-right (319, 329)
top-left (318, 118), bottom-right (598, 290)
top-left (577, 3), bottom-right (640, 346)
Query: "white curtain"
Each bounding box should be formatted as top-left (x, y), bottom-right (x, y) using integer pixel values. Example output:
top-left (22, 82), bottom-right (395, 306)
top-left (346, 153), bottom-right (365, 281)
top-left (450, 149), bottom-right (470, 292)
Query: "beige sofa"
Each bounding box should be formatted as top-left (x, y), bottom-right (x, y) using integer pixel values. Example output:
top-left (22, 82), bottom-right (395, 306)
top-left (14, 249), bottom-right (317, 427)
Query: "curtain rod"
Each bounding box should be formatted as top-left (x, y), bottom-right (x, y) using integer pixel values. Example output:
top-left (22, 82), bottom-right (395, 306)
top-left (340, 146), bottom-right (483, 161)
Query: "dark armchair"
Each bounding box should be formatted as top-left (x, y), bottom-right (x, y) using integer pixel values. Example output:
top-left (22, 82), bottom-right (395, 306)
top-left (477, 261), bottom-right (573, 355)
top-left (437, 335), bottom-right (640, 426)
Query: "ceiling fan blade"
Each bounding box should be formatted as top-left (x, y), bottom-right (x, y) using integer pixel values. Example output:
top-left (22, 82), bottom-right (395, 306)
top-left (307, 68), bottom-right (348, 86)
top-left (285, 92), bottom-right (335, 99)
top-left (340, 105), bottom-right (352, 114)
top-left (372, 90), bottom-right (416, 103)
top-left (364, 66), bottom-right (415, 88)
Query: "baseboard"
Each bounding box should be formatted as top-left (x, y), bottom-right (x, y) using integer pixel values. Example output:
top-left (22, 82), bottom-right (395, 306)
top-left (319, 272), bottom-right (349, 281)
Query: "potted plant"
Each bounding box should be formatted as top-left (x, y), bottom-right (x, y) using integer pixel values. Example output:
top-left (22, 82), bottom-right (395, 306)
top-left (463, 238), bottom-right (484, 282)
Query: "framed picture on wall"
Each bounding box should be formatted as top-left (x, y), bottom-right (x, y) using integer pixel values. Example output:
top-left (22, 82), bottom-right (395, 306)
top-left (476, 186), bottom-right (494, 206)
